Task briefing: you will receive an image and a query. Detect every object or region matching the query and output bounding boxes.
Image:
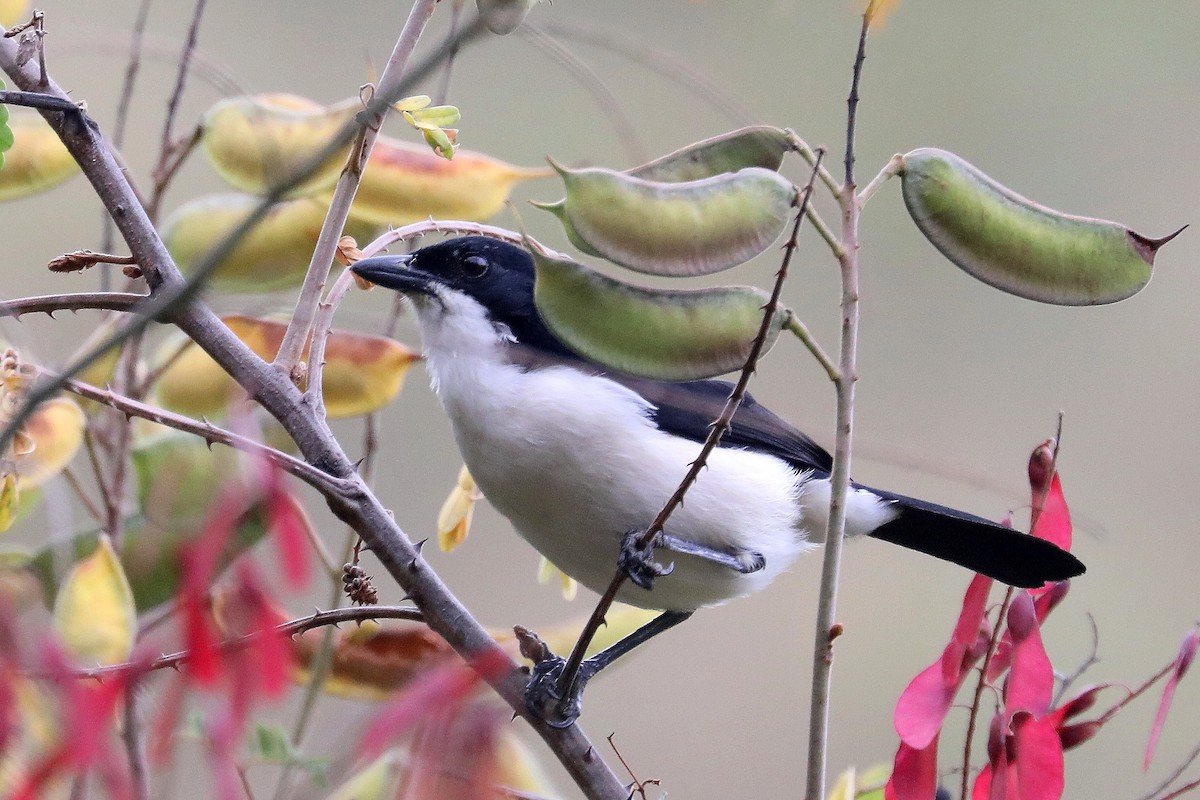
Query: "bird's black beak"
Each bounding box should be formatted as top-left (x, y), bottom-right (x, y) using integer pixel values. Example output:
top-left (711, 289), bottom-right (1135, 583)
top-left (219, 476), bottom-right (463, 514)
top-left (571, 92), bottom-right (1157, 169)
top-left (350, 254), bottom-right (438, 297)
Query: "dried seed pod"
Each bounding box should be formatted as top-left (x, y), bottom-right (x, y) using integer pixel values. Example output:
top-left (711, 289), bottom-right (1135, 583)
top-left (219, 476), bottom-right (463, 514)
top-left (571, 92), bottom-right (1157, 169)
top-left (161, 194), bottom-right (380, 292)
top-left (900, 147), bottom-right (1184, 305)
top-left (527, 238), bottom-right (781, 380)
top-left (0, 110), bottom-right (79, 202)
top-left (200, 93), bottom-right (355, 198)
top-left (535, 162), bottom-right (795, 276)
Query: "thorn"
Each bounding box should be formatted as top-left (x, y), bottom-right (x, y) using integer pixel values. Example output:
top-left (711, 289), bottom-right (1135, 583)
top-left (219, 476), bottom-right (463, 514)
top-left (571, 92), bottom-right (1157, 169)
top-left (408, 558), bottom-right (419, 570)
top-left (401, 593), bottom-right (414, 602)
top-left (414, 538), bottom-right (428, 553)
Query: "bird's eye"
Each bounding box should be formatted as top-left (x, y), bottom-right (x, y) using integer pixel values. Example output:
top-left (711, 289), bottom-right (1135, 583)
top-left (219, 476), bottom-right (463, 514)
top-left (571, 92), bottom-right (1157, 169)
top-left (462, 255), bottom-right (490, 279)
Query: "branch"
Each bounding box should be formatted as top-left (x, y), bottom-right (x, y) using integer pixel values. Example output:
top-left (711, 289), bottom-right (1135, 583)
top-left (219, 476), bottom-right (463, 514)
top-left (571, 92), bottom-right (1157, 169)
top-left (57, 375), bottom-right (357, 499)
top-left (45, 606), bottom-right (426, 680)
top-left (273, 3), bottom-right (486, 376)
top-left (805, 12), bottom-right (870, 799)
top-left (0, 17), bottom-right (626, 800)
top-left (0, 291), bottom-right (147, 317)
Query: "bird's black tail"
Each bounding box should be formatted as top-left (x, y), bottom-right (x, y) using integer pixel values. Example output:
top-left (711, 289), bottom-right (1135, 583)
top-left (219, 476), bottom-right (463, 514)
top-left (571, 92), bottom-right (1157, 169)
top-left (861, 486), bottom-right (1085, 588)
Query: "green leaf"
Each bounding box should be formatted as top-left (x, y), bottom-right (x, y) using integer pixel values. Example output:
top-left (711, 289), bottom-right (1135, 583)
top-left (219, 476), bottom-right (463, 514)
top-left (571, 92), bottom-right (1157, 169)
top-left (248, 723), bottom-right (328, 786)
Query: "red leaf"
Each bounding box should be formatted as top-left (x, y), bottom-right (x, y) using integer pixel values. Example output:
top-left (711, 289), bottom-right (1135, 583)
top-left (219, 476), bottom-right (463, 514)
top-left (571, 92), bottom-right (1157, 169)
top-left (265, 471), bottom-right (310, 590)
top-left (1013, 713), bottom-right (1064, 800)
top-left (180, 547), bottom-right (222, 686)
top-left (1003, 593), bottom-right (1053, 723)
top-left (1144, 627), bottom-right (1200, 769)
top-left (895, 574), bottom-right (992, 749)
top-left (988, 583), bottom-right (1068, 682)
top-left (884, 736), bottom-right (939, 800)
top-left (1057, 720), bottom-right (1102, 750)
top-left (1029, 472), bottom-right (1070, 551)
top-left (361, 647), bottom-right (509, 757)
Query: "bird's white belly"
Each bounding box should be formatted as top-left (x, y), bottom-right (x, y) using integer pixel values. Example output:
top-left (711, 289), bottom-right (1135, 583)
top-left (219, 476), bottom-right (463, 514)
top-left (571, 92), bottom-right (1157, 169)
top-left (432, 356), bottom-right (814, 611)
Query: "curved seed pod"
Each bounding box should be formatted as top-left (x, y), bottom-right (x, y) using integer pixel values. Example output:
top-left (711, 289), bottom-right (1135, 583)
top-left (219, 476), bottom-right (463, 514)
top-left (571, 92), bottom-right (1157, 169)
top-left (0, 110), bottom-right (79, 202)
top-left (627, 126), bottom-right (792, 183)
top-left (527, 239), bottom-right (781, 380)
top-left (328, 137), bottom-right (550, 226)
top-left (901, 148), bottom-right (1184, 305)
top-left (153, 316), bottom-right (420, 419)
top-left (535, 162), bottom-right (795, 276)
top-left (476, 0), bottom-right (539, 34)
top-left (161, 193), bottom-right (381, 292)
top-left (201, 93), bottom-right (353, 198)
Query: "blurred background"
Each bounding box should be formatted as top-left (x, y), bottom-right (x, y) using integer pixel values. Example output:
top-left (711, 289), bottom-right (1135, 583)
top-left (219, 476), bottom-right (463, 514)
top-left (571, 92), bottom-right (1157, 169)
top-left (2, 1), bottom-right (1198, 797)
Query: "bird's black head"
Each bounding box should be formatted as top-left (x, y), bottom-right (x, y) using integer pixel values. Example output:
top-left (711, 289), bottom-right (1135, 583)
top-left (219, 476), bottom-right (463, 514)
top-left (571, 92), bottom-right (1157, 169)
top-left (351, 236), bottom-right (571, 355)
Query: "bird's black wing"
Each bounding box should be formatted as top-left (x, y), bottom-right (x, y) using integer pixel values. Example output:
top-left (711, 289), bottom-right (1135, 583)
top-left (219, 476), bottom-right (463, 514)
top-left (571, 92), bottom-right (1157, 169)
top-left (612, 375), bottom-right (834, 474)
top-left (501, 342), bottom-right (832, 472)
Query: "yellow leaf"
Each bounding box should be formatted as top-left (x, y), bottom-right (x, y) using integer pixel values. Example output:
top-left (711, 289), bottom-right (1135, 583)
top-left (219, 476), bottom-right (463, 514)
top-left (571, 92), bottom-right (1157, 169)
top-left (437, 465), bottom-right (477, 552)
top-left (536, 556), bottom-right (578, 601)
top-left (52, 536), bottom-right (136, 666)
top-left (0, 474), bottom-right (17, 532)
top-left (16, 397), bottom-right (85, 486)
top-left (324, 749), bottom-right (405, 800)
top-left (828, 767), bottom-right (856, 800)
top-left (0, 0), bottom-right (30, 27)
top-left (154, 316), bottom-right (420, 419)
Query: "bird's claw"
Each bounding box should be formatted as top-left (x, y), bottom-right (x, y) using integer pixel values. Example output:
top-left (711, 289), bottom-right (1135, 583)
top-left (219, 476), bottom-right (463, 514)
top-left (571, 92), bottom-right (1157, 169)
top-left (524, 654), bottom-right (599, 728)
top-left (619, 529), bottom-right (674, 590)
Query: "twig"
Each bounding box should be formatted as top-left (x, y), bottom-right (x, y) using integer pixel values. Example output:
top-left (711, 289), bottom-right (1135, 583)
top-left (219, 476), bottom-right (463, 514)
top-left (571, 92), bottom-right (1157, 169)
top-left (44, 606), bottom-right (426, 681)
top-left (304, 269), bottom-right (357, 420)
top-left (156, 0), bottom-right (203, 172)
top-left (960, 586), bottom-right (1015, 800)
top-left (1052, 611), bottom-right (1100, 705)
top-left (857, 152), bottom-right (903, 206)
top-left (58, 375), bottom-right (357, 497)
top-left (0, 292), bottom-right (147, 317)
top-left (1139, 742), bottom-right (1200, 800)
top-left (804, 13), bottom-right (870, 799)
top-left (804, 204), bottom-right (845, 259)
top-left (122, 678), bottom-right (150, 800)
top-left (783, 313), bottom-right (839, 383)
top-left (433, 0), bottom-right (462, 105)
top-left (0, 88), bottom-right (79, 112)
top-left (787, 130), bottom-right (842, 200)
top-left (104, 0), bottom-right (153, 262)
top-left (554, 154), bottom-right (826, 702)
top-left (273, 0), bottom-right (455, 376)
top-left (519, 25), bottom-right (646, 165)
top-left (59, 466), bottom-right (104, 523)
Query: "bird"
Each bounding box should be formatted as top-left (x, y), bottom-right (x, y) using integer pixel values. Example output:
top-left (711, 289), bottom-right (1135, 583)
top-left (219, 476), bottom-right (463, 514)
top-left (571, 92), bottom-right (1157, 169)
top-left (350, 235), bottom-right (1085, 726)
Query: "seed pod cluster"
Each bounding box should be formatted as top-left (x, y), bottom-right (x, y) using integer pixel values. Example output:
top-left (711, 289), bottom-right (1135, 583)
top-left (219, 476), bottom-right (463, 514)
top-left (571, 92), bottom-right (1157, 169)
top-left (181, 91), bottom-right (548, 291)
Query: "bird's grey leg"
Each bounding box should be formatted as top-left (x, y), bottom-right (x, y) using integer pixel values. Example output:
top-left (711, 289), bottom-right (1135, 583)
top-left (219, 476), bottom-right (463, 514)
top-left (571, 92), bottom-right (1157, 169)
top-left (618, 529), bottom-right (766, 590)
top-left (525, 610), bottom-right (693, 728)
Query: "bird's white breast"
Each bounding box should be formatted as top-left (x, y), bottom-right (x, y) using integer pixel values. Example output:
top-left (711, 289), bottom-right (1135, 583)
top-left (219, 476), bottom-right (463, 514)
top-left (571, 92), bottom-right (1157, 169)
top-left (411, 291), bottom-right (895, 611)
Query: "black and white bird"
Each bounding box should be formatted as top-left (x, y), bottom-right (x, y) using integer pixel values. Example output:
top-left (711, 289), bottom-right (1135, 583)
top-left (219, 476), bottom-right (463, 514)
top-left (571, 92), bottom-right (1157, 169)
top-left (351, 236), bottom-right (1084, 725)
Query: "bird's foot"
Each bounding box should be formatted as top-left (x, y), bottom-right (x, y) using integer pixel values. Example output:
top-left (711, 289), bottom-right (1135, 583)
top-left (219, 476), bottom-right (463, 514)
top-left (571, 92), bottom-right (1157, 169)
top-left (619, 529), bottom-right (674, 590)
top-left (515, 625), bottom-right (596, 728)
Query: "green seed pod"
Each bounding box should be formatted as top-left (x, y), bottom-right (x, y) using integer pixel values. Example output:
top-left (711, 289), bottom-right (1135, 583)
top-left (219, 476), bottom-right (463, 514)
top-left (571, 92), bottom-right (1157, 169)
top-left (627, 126), bottom-right (793, 183)
top-left (900, 148), bottom-right (1184, 305)
top-left (526, 238), bottom-right (782, 380)
top-left (535, 162), bottom-right (795, 277)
